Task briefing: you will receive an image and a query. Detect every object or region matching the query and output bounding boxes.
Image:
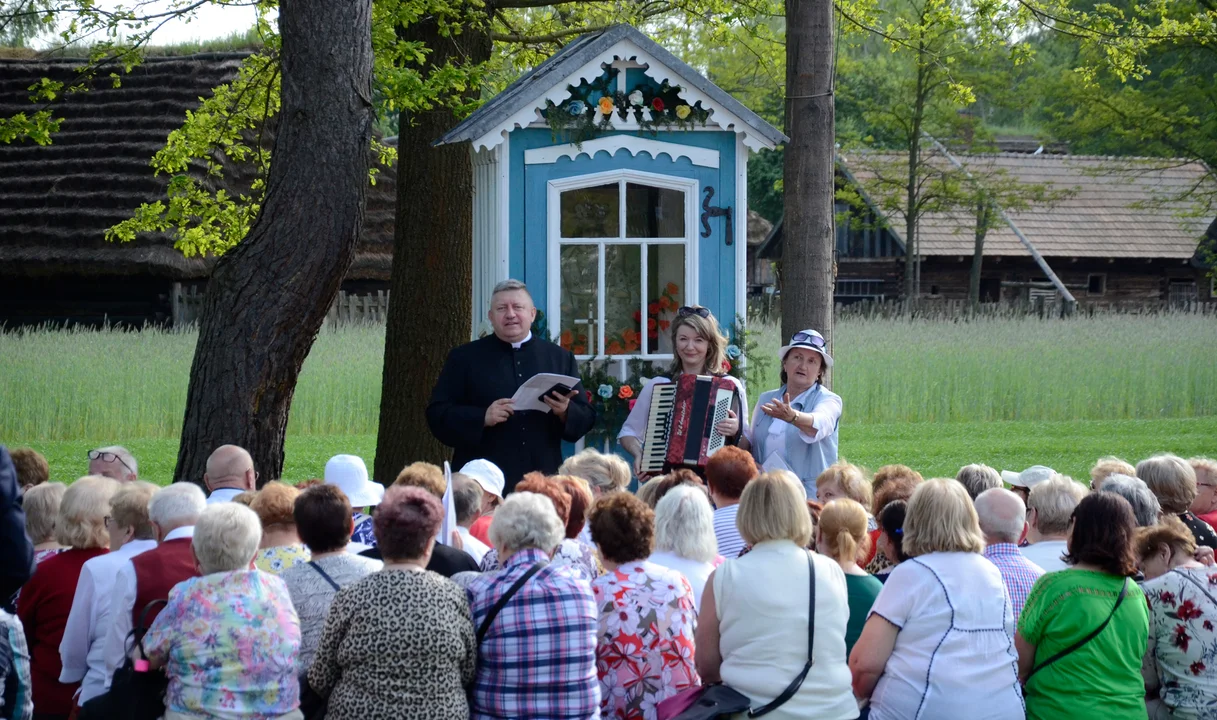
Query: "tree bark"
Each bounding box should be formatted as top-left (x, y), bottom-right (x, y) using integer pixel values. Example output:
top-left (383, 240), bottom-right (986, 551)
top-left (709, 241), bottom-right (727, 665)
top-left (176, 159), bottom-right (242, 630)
top-left (782, 0), bottom-right (836, 354)
top-left (172, 0), bottom-right (374, 484)
top-left (374, 20), bottom-right (493, 484)
top-left (968, 197), bottom-right (990, 310)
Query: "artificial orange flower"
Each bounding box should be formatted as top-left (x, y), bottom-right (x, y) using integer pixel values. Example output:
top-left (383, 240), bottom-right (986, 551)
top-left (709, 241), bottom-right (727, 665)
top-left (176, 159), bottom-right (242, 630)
top-left (598, 96), bottom-right (615, 114)
top-left (573, 345), bottom-right (587, 354)
top-left (560, 330), bottom-right (573, 348)
top-left (622, 328), bottom-right (639, 345)
top-left (648, 318), bottom-right (657, 331)
top-left (658, 320), bottom-right (670, 330)
top-left (618, 385), bottom-right (635, 399)
top-left (607, 341), bottom-right (624, 355)
top-left (666, 282), bottom-right (679, 295)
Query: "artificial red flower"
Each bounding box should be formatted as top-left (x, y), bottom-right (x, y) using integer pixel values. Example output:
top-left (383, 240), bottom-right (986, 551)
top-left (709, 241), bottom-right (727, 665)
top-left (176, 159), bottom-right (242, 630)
top-left (1191, 661), bottom-right (1207, 676)
top-left (560, 330), bottom-right (573, 348)
top-left (651, 97), bottom-right (665, 112)
top-left (658, 320), bottom-right (670, 330)
top-left (585, 390), bottom-right (593, 402)
top-left (618, 385), bottom-right (634, 399)
top-left (632, 309), bottom-right (642, 322)
top-left (628, 399), bottom-right (637, 411)
top-left (648, 318), bottom-right (657, 331)
top-left (648, 302), bottom-right (661, 314)
top-left (573, 345), bottom-right (586, 354)
top-left (722, 361), bottom-right (732, 373)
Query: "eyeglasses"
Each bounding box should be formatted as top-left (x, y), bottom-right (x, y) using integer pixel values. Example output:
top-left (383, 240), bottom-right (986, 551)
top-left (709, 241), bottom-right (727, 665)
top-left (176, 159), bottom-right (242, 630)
top-left (677, 306), bottom-right (711, 318)
top-left (790, 331), bottom-right (826, 349)
top-left (103, 515), bottom-right (112, 527)
top-left (88, 450), bottom-right (135, 474)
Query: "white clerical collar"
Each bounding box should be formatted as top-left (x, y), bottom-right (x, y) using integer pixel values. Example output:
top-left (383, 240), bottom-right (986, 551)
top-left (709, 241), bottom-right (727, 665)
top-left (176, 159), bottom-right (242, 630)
top-left (510, 331), bottom-right (533, 349)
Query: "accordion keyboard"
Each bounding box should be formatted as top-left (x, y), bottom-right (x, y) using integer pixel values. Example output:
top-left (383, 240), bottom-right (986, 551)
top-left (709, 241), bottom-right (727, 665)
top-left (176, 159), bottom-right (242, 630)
top-left (640, 383), bottom-right (677, 474)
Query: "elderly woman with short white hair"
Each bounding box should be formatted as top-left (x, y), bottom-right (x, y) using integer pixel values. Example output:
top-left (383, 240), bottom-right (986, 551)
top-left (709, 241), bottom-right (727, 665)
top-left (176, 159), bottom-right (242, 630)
top-left (1099, 473), bottom-right (1162, 527)
top-left (466, 492), bottom-right (599, 720)
top-left (648, 484), bottom-right (717, 608)
top-left (142, 503), bottom-right (302, 720)
top-left (1138, 453), bottom-right (1217, 550)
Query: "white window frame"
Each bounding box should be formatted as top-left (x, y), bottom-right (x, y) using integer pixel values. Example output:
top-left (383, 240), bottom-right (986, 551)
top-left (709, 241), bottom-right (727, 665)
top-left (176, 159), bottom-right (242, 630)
top-left (546, 168), bottom-right (699, 362)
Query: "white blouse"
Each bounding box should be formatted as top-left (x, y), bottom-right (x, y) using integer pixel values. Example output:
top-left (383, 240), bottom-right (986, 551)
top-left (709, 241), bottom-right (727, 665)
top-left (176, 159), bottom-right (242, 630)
top-left (618, 374), bottom-right (750, 443)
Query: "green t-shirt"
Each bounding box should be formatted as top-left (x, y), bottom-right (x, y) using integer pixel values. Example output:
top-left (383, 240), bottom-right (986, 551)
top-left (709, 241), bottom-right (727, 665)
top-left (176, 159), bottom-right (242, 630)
top-left (1017, 569), bottom-right (1149, 720)
top-left (844, 572), bottom-right (883, 656)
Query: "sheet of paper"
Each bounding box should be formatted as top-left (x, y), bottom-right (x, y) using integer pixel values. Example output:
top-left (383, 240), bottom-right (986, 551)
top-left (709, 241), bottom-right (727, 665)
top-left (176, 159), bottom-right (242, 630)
top-left (762, 452), bottom-right (792, 474)
top-left (510, 372), bottom-right (581, 413)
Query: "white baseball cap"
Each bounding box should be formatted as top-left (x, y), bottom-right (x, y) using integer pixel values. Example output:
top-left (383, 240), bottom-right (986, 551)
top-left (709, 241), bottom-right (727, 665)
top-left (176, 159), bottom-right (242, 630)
top-left (459, 458), bottom-right (505, 499)
top-left (323, 454), bottom-right (384, 507)
top-left (1001, 465), bottom-right (1056, 490)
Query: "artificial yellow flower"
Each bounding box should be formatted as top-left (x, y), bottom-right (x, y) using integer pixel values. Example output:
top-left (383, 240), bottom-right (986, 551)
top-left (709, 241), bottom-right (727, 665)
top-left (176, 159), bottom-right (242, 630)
top-left (676, 104), bottom-right (692, 120)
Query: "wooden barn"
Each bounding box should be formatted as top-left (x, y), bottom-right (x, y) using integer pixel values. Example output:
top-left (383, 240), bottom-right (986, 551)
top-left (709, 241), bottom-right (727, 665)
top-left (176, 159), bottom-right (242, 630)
top-left (0, 52), bottom-right (397, 328)
top-left (757, 153), bottom-right (1217, 308)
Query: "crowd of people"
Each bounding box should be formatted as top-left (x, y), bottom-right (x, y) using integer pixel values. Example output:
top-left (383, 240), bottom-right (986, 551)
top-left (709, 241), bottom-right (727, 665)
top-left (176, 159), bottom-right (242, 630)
top-left (3, 439), bottom-right (1217, 720)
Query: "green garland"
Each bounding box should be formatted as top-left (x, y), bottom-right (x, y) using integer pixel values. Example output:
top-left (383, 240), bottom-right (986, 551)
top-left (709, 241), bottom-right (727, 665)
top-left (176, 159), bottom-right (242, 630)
top-left (544, 71), bottom-right (712, 146)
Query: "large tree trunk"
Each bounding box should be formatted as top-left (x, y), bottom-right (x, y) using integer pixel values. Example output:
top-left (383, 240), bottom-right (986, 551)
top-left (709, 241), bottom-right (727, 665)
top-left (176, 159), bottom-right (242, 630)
top-left (782, 0), bottom-right (836, 354)
top-left (173, 0), bottom-right (373, 484)
top-left (968, 197), bottom-right (990, 310)
top-left (374, 20), bottom-right (493, 484)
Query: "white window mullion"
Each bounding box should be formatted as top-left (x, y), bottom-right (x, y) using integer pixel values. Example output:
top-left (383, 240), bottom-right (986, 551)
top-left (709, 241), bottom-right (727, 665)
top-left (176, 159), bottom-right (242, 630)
top-left (640, 241), bottom-right (649, 356)
top-left (597, 243), bottom-right (607, 357)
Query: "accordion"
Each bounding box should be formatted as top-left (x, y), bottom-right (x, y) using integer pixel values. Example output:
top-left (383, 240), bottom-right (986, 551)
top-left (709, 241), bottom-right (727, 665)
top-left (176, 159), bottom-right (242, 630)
top-left (640, 374), bottom-right (738, 474)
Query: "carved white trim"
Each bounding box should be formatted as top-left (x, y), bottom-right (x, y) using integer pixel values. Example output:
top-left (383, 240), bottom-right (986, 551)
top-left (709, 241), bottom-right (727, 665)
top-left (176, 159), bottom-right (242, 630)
top-left (524, 136), bottom-right (720, 168)
top-left (470, 38), bottom-right (777, 153)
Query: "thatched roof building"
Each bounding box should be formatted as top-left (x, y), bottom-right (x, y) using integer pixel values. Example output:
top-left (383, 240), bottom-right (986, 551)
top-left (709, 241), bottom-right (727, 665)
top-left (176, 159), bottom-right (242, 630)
top-left (0, 52), bottom-right (396, 325)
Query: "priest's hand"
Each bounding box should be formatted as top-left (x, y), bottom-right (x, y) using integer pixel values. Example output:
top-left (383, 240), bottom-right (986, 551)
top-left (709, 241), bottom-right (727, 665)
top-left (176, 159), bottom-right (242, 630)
top-left (543, 389), bottom-right (580, 423)
top-left (484, 398), bottom-right (515, 427)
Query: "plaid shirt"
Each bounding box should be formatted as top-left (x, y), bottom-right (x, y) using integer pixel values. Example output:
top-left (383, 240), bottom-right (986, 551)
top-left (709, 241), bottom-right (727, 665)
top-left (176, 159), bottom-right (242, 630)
top-left (465, 548), bottom-right (600, 720)
top-left (984, 542), bottom-right (1045, 620)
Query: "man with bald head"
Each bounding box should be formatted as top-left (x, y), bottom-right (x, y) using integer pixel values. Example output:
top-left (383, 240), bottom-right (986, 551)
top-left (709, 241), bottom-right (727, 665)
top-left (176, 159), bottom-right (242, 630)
top-left (202, 445), bottom-right (257, 504)
top-left (975, 487), bottom-right (1044, 619)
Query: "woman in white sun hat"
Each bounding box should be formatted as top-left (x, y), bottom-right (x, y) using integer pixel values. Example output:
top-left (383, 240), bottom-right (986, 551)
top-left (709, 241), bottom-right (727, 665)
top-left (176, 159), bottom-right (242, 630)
top-left (749, 329), bottom-right (841, 500)
top-left (324, 454), bottom-right (384, 550)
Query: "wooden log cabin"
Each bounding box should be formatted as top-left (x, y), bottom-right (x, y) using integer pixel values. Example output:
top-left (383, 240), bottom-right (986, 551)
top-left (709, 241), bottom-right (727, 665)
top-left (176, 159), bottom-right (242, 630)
top-left (0, 52), bottom-right (397, 328)
top-left (757, 152), bottom-right (1217, 309)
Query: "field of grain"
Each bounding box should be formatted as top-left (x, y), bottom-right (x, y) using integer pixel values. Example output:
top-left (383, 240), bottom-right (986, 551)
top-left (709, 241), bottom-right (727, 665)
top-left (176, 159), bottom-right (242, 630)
top-left (2, 314), bottom-right (1214, 483)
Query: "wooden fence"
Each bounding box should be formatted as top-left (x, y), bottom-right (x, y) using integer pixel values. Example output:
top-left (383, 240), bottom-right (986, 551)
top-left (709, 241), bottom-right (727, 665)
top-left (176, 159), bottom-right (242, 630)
top-left (834, 297), bottom-right (1217, 321)
top-left (172, 284), bottom-right (392, 327)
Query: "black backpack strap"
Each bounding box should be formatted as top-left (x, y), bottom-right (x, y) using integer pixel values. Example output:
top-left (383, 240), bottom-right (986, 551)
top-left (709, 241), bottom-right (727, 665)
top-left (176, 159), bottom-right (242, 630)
top-left (1026, 577), bottom-right (1129, 684)
top-left (308, 561), bottom-right (342, 591)
top-left (477, 562), bottom-right (547, 645)
top-left (750, 551), bottom-right (816, 718)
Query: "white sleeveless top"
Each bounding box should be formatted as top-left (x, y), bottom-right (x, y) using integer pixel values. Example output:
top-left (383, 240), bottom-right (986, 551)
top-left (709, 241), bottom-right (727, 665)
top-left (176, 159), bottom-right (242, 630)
top-left (714, 541), bottom-right (858, 720)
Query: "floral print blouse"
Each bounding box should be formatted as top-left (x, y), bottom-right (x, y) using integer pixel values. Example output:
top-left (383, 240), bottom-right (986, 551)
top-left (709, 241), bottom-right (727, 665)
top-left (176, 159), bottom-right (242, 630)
top-left (143, 569), bottom-right (301, 720)
top-left (254, 544), bottom-right (311, 575)
top-left (351, 512), bottom-right (377, 547)
top-left (592, 561), bottom-right (699, 720)
top-left (1142, 566), bottom-right (1217, 719)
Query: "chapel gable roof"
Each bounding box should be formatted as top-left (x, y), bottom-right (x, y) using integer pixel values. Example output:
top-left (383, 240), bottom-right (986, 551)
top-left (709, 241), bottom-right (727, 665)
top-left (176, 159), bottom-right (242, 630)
top-left (438, 23), bottom-right (787, 152)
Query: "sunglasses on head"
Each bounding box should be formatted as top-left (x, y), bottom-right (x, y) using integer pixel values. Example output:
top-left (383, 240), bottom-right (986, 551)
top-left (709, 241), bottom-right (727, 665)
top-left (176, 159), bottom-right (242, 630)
top-left (88, 450), bottom-right (135, 474)
top-left (790, 331), bottom-right (826, 349)
top-left (677, 306), bottom-right (711, 318)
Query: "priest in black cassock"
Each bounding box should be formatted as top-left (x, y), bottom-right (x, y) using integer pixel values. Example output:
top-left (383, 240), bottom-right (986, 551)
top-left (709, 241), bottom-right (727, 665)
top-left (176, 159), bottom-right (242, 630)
top-left (427, 279), bottom-right (596, 494)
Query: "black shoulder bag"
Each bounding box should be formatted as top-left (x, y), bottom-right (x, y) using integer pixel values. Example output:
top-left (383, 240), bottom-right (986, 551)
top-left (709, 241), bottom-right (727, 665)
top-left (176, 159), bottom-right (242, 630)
top-left (1025, 577), bottom-right (1129, 685)
top-left (673, 551), bottom-right (817, 720)
top-left (79, 599), bottom-right (168, 720)
top-left (477, 561), bottom-right (547, 644)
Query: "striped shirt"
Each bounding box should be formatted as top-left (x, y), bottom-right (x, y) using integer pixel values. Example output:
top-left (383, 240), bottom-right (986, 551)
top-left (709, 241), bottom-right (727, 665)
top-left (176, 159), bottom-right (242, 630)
top-left (713, 504), bottom-right (746, 559)
top-left (465, 548), bottom-right (600, 719)
top-left (984, 542), bottom-right (1045, 620)
top-left (0, 609), bottom-right (34, 720)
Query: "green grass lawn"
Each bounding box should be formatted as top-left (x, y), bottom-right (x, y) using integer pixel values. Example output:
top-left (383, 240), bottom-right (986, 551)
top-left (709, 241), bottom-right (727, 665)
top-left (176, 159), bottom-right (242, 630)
top-left (15, 415), bottom-right (1217, 486)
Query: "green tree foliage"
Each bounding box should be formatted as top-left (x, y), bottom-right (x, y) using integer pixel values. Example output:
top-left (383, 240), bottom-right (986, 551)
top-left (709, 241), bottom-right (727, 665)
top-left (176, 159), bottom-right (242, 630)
top-left (0, 0), bottom-right (54, 45)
